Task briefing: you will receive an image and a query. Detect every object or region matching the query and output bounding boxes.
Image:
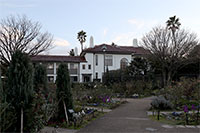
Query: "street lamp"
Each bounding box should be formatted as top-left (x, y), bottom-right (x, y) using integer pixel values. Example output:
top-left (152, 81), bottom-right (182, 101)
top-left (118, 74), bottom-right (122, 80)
top-left (101, 45), bottom-right (107, 74)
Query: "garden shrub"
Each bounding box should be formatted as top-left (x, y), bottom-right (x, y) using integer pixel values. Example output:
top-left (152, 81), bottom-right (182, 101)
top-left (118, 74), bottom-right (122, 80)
top-left (151, 96), bottom-right (172, 110)
top-left (6, 50), bottom-right (34, 132)
top-left (56, 63), bottom-right (73, 122)
top-left (163, 78), bottom-right (200, 109)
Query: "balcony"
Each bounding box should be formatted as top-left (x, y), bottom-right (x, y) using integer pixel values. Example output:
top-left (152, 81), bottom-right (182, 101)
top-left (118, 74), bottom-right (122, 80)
top-left (47, 69), bottom-right (54, 74)
top-left (69, 69), bottom-right (78, 75)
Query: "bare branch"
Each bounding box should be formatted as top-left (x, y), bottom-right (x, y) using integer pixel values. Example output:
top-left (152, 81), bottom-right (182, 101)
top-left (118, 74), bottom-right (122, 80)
top-left (141, 26), bottom-right (199, 85)
top-left (0, 15), bottom-right (53, 66)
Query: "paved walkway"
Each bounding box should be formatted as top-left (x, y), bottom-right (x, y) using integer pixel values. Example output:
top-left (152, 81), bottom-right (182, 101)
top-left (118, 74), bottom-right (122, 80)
top-left (78, 97), bottom-right (200, 133)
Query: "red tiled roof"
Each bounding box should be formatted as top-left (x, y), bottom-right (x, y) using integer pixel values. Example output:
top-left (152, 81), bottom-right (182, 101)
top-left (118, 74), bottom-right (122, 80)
top-left (31, 55), bottom-right (86, 63)
top-left (82, 44), bottom-right (150, 55)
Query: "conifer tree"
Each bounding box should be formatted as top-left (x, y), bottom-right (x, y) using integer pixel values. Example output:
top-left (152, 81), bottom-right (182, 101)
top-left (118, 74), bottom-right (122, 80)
top-left (56, 63), bottom-right (73, 124)
top-left (7, 50), bottom-right (33, 133)
top-left (34, 64), bottom-right (47, 92)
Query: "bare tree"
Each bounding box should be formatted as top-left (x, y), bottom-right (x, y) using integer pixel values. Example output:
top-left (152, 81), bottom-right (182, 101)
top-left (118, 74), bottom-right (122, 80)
top-left (0, 15), bottom-right (53, 66)
top-left (142, 26), bottom-right (199, 86)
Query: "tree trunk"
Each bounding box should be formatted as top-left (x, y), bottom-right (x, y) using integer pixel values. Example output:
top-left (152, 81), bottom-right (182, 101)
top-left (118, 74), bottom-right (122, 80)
top-left (81, 43), bottom-right (83, 52)
top-left (162, 70), bottom-right (166, 87)
top-left (167, 71), bottom-right (172, 86)
top-left (21, 108), bottom-right (23, 133)
top-left (63, 100), bottom-right (69, 124)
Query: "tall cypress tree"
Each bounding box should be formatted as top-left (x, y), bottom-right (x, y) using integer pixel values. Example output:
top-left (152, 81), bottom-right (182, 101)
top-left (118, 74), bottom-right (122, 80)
top-left (0, 65), bottom-right (2, 100)
top-left (7, 50), bottom-right (33, 133)
top-left (34, 64), bottom-right (47, 92)
top-left (56, 63), bottom-right (73, 123)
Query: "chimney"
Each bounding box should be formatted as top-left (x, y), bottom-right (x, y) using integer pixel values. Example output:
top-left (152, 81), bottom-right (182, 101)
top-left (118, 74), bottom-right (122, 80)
top-left (90, 36), bottom-right (94, 48)
top-left (74, 47), bottom-right (78, 56)
top-left (133, 38), bottom-right (138, 47)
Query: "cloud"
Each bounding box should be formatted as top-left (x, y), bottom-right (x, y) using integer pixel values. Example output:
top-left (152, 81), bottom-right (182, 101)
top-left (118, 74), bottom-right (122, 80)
top-left (53, 38), bottom-right (71, 46)
top-left (111, 32), bottom-right (141, 46)
top-left (128, 18), bottom-right (159, 30)
top-left (0, 0), bottom-right (35, 8)
top-left (103, 28), bottom-right (108, 36)
top-left (45, 37), bottom-right (72, 55)
top-left (109, 18), bottom-right (160, 46)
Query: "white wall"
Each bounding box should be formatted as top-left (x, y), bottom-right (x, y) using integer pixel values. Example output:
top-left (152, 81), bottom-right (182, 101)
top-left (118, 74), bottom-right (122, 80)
top-left (80, 53), bottom-right (132, 82)
top-left (80, 53), bottom-right (94, 82)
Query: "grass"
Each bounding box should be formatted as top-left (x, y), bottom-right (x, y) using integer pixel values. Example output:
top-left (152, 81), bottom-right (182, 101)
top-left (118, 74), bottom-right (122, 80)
top-left (149, 114), bottom-right (200, 125)
top-left (149, 115), bottom-right (182, 125)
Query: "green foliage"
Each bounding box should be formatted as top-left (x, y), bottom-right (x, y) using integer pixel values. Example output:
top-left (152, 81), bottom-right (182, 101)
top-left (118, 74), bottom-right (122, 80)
top-left (103, 57), bottom-right (154, 85)
top-left (6, 50), bottom-right (34, 132)
top-left (103, 67), bottom-right (110, 86)
top-left (128, 57), bottom-right (151, 76)
top-left (56, 63), bottom-right (73, 120)
top-left (7, 50), bottom-right (34, 109)
top-left (0, 101), bottom-right (16, 132)
top-left (69, 49), bottom-right (75, 56)
top-left (166, 15), bottom-right (181, 33)
top-left (77, 30), bottom-right (87, 51)
top-left (125, 80), bottom-right (152, 97)
top-left (34, 64), bottom-right (47, 92)
top-left (0, 68), bottom-right (2, 94)
top-left (24, 91), bottom-right (46, 132)
top-left (0, 65), bottom-right (16, 132)
top-left (151, 96), bottom-right (172, 110)
top-left (160, 78), bottom-right (200, 110)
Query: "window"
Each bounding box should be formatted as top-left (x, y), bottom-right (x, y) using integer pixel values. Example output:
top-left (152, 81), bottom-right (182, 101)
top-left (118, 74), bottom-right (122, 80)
top-left (70, 76), bottom-right (78, 82)
top-left (82, 64), bottom-right (85, 69)
top-left (47, 76), bottom-right (54, 82)
top-left (120, 58), bottom-right (128, 70)
top-left (47, 63), bottom-right (54, 69)
top-left (47, 63), bottom-right (54, 74)
top-left (70, 63), bottom-right (78, 69)
top-left (95, 55), bottom-right (98, 66)
top-left (88, 64), bottom-right (91, 69)
top-left (96, 72), bottom-right (98, 79)
top-left (105, 55), bottom-right (113, 66)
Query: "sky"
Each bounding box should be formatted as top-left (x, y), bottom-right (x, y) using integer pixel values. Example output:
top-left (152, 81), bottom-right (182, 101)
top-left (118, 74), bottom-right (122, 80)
top-left (0, 0), bottom-right (200, 55)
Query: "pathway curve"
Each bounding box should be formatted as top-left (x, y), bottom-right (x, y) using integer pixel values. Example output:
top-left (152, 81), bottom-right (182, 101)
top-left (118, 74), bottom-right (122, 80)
top-left (78, 97), bottom-right (200, 133)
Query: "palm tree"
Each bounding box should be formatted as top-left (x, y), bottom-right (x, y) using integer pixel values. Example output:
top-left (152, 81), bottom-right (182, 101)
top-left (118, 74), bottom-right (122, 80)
top-left (166, 15), bottom-right (181, 33)
top-left (69, 49), bottom-right (75, 56)
top-left (77, 30), bottom-right (87, 52)
top-left (166, 15), bottom-right (181, 43)
top-left (166, 16), bottom-right (181, 85)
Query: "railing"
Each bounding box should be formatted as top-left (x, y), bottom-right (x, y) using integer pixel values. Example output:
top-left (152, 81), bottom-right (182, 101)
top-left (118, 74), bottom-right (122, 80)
top-left (47, 69), bottom-right (54, 74)
top-left (69, 69), bottom-right (78, 74)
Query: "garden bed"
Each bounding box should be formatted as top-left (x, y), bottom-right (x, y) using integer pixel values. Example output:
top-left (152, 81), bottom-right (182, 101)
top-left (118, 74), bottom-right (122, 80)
top-left (47, 111), bottom-right (105, 130)
top-left (148, 111), bottom-right (200, 125)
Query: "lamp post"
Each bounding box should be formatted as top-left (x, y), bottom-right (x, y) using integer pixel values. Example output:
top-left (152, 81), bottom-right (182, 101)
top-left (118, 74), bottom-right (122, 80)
top-left (102, 45), bottom-right (107, 75)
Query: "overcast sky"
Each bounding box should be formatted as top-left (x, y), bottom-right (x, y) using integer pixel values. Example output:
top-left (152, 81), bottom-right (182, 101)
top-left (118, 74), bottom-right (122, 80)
top-left (0, 0), bottom-right (200, 55)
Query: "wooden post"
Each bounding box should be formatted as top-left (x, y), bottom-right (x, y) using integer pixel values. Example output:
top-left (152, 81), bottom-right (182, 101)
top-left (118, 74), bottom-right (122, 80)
top-left (157, 110), bottom-right (160, 120)
top-left (197, 106), bottom-right (199, 124)
top-left (21, 108), bottom-right (23, 133)
top-left (186, 113), bottom-right (188, 125)
top-left (63, 100), bottom-right (69, 124)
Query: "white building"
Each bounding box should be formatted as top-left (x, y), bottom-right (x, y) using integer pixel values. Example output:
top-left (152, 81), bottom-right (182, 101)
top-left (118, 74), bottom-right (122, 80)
top-left (80, 43), bottom-right (149, 82)
top-left (31, 43), bottom-right (149, 83)
top-left (31, 55), bottom-right (86, 83)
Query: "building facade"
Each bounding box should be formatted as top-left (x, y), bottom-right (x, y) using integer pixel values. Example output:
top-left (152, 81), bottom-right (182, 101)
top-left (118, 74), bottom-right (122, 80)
top-left (31, 55), bottom-right (86, 83)
top-left (31, 43), bottom-right (149, 83)
top-left (80, 44), bottom-right (149, 82)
